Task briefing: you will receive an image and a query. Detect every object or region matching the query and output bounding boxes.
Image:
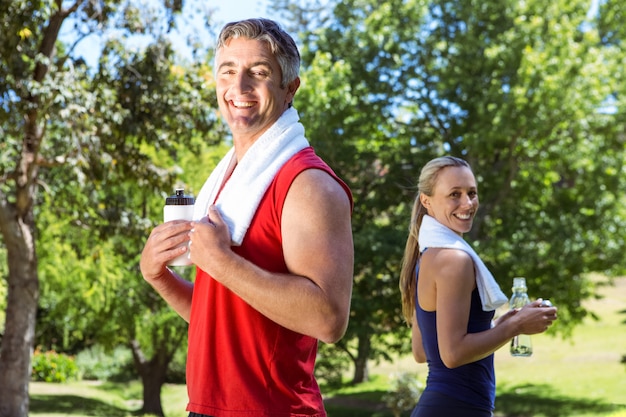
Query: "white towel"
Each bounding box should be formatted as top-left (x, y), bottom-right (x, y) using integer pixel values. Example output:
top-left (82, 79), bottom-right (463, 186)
top-left (418, 215), bottom-right (508, 311)
top-left (192, 107), bottom-right (310, 246)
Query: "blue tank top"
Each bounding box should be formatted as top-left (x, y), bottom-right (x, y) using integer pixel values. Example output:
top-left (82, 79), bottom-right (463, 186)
top-left (415, 263), bottom-right (496, 411)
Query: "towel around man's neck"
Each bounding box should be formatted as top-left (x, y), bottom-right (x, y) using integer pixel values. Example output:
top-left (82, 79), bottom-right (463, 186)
top-left (418, 215), bottom-right (508, 311)
top-left (192, 107), bottom-right (310, 246)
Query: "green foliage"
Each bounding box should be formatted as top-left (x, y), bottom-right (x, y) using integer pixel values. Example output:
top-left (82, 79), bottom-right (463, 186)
top-left (35, 206), bottom-right (130, 352)
top-left (29, 275), bottom-right (626, 415)
top-left (31, 348), bottom-right (79, 383)
top-left (404, 0), bottom-right (626, 333)
top-left (3, 1), bottom-right (626, 413)
top-left (316, 343), bottom-right (352, 389)
top-left (276, 0), bottom-right (626, 383)
top-left (75, 345), bottom-right (135, 382)
top-left (165, 342), bottom-right (188, 384)
top-left (289, 0), bottom-right (427, 382)
top-left (382, 372), bottom-right (423, 417)
top-left (0, 0), bottom-right (227, 414)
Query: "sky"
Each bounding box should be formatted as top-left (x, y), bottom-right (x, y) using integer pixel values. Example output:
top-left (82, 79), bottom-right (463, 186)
top-left (207, 0), bottom-right (291, 41)
top-left (62, 0), bottom-right (287, 68)
top-left (215, 0), bottom-right (272, 23)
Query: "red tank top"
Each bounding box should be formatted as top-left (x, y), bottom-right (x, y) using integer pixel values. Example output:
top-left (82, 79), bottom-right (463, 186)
top-left (186, 147), bottom-right (352, 417)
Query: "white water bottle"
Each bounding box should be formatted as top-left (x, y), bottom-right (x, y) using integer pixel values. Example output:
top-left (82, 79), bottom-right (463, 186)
top-left (510, 277), bottom-right (533, 356)
top-left (164, 189), bottom-right (195, 266)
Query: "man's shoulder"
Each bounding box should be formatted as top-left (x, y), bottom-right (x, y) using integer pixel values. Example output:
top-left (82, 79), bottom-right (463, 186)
top-left (279, 147), bottom-right (352, 199)
top-left (285, 146), bottom-right (326, 168)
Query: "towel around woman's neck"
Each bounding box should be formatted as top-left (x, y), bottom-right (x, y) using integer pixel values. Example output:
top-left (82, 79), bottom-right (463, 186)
top-left (192, 107), bottom-right (310, 246)
top-left (418, 215), bottom-right (508, 311)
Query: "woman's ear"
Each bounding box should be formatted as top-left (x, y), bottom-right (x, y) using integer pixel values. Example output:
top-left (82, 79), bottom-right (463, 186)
top-left (420, 193), bottom-right (430, 209)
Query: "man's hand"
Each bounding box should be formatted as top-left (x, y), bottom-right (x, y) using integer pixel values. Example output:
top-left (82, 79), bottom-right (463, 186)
top-left (140, 220), bottom-right (193, 282)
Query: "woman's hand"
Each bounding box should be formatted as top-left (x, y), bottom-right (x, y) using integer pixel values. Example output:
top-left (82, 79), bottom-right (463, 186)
top-left (511, 299), bottom-right (558, 335)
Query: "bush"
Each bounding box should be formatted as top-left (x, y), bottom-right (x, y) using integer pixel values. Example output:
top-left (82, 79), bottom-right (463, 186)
top-left (31, 348), bottom-right (79, 383)
top-left (166, 344), bottom-right (187, 384)
top-left (315, 344), bottom-right (350, 389)
top-left (75, 344), bottom-right (136, 382)
top-left (382, 372), bottom-right (423, 417)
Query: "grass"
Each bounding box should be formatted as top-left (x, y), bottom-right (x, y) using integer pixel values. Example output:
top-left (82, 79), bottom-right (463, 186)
top-left (30, 277), bottom-right (626, 417)
top-left (29, 381), bottom-right (187, 417)
top-left (490, 275), bottom-right (626, 417)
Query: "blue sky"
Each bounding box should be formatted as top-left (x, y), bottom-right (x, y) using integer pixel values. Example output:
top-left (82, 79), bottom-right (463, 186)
top-left (62, 0), bottom-right (292, 67)
top-left (212, 0), bottom-right (292, 33)
top-left (216, 0), bottom-right (272, 23)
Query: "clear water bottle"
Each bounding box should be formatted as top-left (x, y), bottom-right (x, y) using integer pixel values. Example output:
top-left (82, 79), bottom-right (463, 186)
top-left (164, 189), bottom-right (195, 266)
top-left (510, 277), bottom-right (533, 357)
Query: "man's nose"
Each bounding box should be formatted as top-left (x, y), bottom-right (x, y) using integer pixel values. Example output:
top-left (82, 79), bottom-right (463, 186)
top-left (232, 72), bottom-right (253, 94)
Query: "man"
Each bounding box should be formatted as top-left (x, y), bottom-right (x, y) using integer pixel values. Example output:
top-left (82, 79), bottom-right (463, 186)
top-left (140, 18), bottom-right (354, 417)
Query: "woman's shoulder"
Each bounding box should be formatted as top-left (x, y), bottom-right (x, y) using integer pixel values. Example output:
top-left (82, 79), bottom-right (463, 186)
top-left (422, 247), bottom-right (473, 264)
top-left (421, 247), bottom-right (475, 280)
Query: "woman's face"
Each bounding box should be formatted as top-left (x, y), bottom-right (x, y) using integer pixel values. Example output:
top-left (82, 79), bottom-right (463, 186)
top-left (421, 166), bottom-right (479, 236)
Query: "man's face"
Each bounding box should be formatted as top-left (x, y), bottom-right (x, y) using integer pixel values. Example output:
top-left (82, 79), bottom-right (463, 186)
top-left (215, 37), bottom-right (299, 141)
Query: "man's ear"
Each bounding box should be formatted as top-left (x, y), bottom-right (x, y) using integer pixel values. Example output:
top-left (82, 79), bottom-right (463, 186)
top-left (286, 77), bottom-right (300, 105)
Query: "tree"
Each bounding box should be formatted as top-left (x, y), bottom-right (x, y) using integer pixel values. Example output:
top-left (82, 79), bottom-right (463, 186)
top-left (273, 0), bottom-right (626, 383)
top-left (597, 0), bottom-right (626, 367)
top-left (33, 140), bottom-right (229, 416)
top-left (272, 0), bottom-right (430, 383)
top-left (405, 0), bottom-right (626, 329)
top-left (0, 1), bottom-right (224, 415)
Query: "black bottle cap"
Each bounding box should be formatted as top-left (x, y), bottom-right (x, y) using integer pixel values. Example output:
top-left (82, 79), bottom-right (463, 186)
top-left (165, 189), bottom-right (195, 205)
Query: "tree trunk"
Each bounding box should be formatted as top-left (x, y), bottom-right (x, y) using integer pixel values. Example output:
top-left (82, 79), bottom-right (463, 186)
top-left (0, 5), bottom-right (64, 415)
top-left (130, 339), bottom-right (172, 417)
top-left (0, 209), bottom-right (39, 417)
top-left (141, 371), bottom-right (166, 417)
top-left (351, 334), bottom-right (371, 384)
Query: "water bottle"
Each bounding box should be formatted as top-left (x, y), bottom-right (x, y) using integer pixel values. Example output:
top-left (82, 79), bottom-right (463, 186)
top-left (164, 189), bottom-right (195, 266)
top-left (510, 277), bottom-right (533, 357)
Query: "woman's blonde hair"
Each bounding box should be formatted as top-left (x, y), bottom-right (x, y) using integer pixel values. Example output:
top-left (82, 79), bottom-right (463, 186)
top-left (399, 156), bottom-right (471, 324)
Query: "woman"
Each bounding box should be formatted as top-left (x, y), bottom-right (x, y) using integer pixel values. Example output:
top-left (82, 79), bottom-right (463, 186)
top-left (399, 156), bottom-right (557, 417)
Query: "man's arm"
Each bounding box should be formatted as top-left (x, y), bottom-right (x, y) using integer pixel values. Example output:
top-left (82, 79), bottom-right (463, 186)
top-left (140, 220), bottom-right (195, 322)
top-left (189, 168), bottom-right (354, 343)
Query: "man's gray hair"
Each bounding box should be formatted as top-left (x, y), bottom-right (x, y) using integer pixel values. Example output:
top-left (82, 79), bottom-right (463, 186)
top-left (216, 18), bottom-right (300, 89)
